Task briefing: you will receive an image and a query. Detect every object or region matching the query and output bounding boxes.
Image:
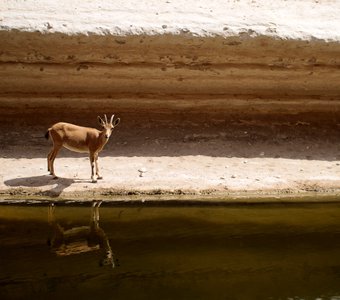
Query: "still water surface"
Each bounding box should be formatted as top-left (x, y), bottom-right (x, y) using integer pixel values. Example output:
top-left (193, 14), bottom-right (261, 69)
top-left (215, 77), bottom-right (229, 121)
top-left (1, 202), bottom-right (340, 300)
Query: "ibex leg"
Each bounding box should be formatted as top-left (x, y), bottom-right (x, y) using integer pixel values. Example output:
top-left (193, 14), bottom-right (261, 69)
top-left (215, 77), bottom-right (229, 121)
top-left (90, 152), bottom-right (97, 183)
top-left (95, 153), bottom-right (103, 180)
top-left (47, 148), bottom-right (53, 173)
top-left (49, 145), bottom-right (61, 179)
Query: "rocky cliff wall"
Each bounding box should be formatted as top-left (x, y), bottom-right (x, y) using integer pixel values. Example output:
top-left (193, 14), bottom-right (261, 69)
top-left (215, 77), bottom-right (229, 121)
top-left (1, 0), bottom-right (340, 123)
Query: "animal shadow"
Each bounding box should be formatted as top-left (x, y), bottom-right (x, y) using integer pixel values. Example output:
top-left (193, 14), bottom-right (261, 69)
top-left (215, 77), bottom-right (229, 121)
top-left (4, 175), bottom-right (75, 197)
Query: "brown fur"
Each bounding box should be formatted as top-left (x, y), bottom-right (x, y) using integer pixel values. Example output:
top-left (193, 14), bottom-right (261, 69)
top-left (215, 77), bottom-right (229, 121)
top-left (46, 114), bottom-right (120, 182)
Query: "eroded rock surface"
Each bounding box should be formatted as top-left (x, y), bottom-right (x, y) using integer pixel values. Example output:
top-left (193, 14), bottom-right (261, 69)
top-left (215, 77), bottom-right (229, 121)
top-left (0, 0), bottom-right (339, 201)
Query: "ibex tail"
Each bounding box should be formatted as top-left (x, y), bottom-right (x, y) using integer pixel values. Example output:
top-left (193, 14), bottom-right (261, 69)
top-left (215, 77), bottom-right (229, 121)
top-left (45, 129), bottom-right (51, 140)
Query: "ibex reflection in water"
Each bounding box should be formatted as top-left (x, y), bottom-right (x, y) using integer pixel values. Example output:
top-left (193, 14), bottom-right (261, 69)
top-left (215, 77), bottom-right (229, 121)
top-left (47, 201), bottom-right (116, 267)
top-left (45, 114), bottom-right (120, 182)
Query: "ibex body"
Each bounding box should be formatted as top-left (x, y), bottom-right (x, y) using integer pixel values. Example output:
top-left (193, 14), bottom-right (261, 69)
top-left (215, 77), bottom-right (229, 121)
top-left (45, 114), bottom-right (120, 183)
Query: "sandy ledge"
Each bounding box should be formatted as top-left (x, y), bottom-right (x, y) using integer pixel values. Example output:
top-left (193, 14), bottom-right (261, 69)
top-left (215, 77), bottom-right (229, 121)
top-left (0, 115), bottom-right (339, 204)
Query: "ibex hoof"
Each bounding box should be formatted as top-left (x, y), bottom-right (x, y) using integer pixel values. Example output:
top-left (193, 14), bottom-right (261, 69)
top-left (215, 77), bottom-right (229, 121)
top-left (52, 175), bottom-right (58, 180)
top-left (97, 176), bottom-right (103, 180)
top-left (91, 179), bottom-right (97, 183)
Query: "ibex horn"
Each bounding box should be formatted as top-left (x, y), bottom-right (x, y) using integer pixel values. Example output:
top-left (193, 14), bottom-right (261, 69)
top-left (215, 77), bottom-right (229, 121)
top-left (110, 114), bottom-right (115, 124)
top-left (104, 114), bottom-right (108, 123)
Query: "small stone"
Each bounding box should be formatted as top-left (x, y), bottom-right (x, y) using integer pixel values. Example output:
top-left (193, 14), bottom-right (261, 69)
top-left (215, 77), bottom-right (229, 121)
top-left (138, 167), bottom-right (147, 177)
top-left (231, 175), bottom-right (236, 179)
top-left (45, 22), bottom-right (53, 29)
top-left (260, 152), bottom-right (265, 156)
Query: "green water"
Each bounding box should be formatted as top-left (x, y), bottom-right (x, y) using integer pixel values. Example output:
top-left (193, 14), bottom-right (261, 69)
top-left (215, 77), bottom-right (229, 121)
top-left (1, 203), bottom-right (340, 300)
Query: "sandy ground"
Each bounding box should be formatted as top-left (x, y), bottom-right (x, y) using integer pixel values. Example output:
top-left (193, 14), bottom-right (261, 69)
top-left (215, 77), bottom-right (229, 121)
top-left (0, 115), bottom-right (339, 203)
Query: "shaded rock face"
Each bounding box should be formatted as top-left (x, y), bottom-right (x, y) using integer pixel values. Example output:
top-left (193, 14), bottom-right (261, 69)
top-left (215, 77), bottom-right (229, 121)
top-left (0, 0), bottom-right (340, 129)
top-left (0, 32), bottom-right (340, 128)
top-left (1, 31), bottom-right (340, 97)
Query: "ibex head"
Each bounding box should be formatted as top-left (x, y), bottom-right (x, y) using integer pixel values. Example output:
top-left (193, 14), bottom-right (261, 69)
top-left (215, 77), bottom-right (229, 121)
top-left (98, 114), bottom-right (120, 139)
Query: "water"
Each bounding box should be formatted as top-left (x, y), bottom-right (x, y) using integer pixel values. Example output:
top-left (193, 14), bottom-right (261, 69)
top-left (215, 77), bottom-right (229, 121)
top-left (1, 202), bottom-right (340, 300)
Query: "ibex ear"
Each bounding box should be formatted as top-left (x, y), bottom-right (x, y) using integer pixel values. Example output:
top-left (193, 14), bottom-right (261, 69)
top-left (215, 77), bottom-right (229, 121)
top-left (113, 118), bottom-right (120, 127)
top-left (98, 116), bottom-right (105, 127)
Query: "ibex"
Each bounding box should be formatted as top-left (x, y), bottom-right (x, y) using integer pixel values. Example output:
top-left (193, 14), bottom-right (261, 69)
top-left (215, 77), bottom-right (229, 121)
top-left (47, 201), bottom-right (116, 267)
top-left (45, 114), bottom-right (120, 183)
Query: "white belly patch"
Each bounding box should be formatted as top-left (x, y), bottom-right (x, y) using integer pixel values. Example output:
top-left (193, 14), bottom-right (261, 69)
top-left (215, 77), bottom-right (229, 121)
top-left (63, 143), bottom-right (89, 153)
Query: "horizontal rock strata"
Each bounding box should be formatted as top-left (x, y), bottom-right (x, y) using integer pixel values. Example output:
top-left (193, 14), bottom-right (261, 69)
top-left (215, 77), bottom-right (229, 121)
top-left (1, 31), bottom-right (340, 121)
top-left (1, 0), bottom-right (340, 120)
